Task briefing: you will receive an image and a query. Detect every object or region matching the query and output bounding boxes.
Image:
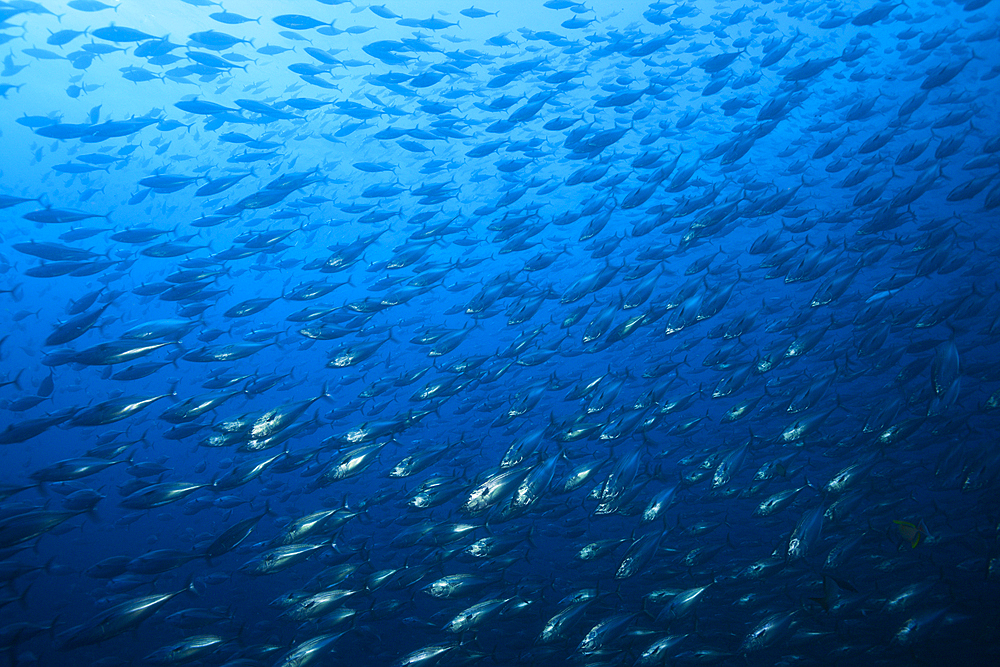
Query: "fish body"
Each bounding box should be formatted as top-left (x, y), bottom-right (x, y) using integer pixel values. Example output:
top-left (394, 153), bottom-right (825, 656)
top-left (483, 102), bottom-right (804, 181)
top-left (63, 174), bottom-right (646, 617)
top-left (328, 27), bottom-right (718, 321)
top-left (59, 583), bottom-right (195, 650)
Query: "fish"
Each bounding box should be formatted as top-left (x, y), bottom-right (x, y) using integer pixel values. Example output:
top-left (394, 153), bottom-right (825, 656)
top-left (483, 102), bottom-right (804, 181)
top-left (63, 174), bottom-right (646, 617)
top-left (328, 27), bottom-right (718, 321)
top-left (893, 518), bottom-right (931, 548)
top-left (0, 508), bottom-right (88, 549)
top-left (739, 610), bottom-right (798, 653)
top-left (68, 391), bottom-right (176, 426)
top-left (58, 580), bottom-right (197, 650)
top-left (0, 2), bottom-right (996, 665)
top-left (272, 632), bottom-right (344, 667)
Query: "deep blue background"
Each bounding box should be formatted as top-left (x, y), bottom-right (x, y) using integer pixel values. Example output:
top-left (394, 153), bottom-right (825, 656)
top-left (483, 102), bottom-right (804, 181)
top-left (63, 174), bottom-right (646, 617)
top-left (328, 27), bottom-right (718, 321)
top-left (1, 0), bottom-right (999, 665)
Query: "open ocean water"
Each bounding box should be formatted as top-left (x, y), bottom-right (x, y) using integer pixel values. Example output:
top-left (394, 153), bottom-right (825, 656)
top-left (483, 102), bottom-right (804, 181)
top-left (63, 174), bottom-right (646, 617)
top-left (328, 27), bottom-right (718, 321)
top-left (1, 0), bottom-right (999, 665)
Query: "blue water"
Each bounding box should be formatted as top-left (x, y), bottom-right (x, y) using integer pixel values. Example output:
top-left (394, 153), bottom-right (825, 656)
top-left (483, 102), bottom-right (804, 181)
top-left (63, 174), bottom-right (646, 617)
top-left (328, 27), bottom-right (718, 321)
top-left (1, 0), bottom-right (999, 665)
